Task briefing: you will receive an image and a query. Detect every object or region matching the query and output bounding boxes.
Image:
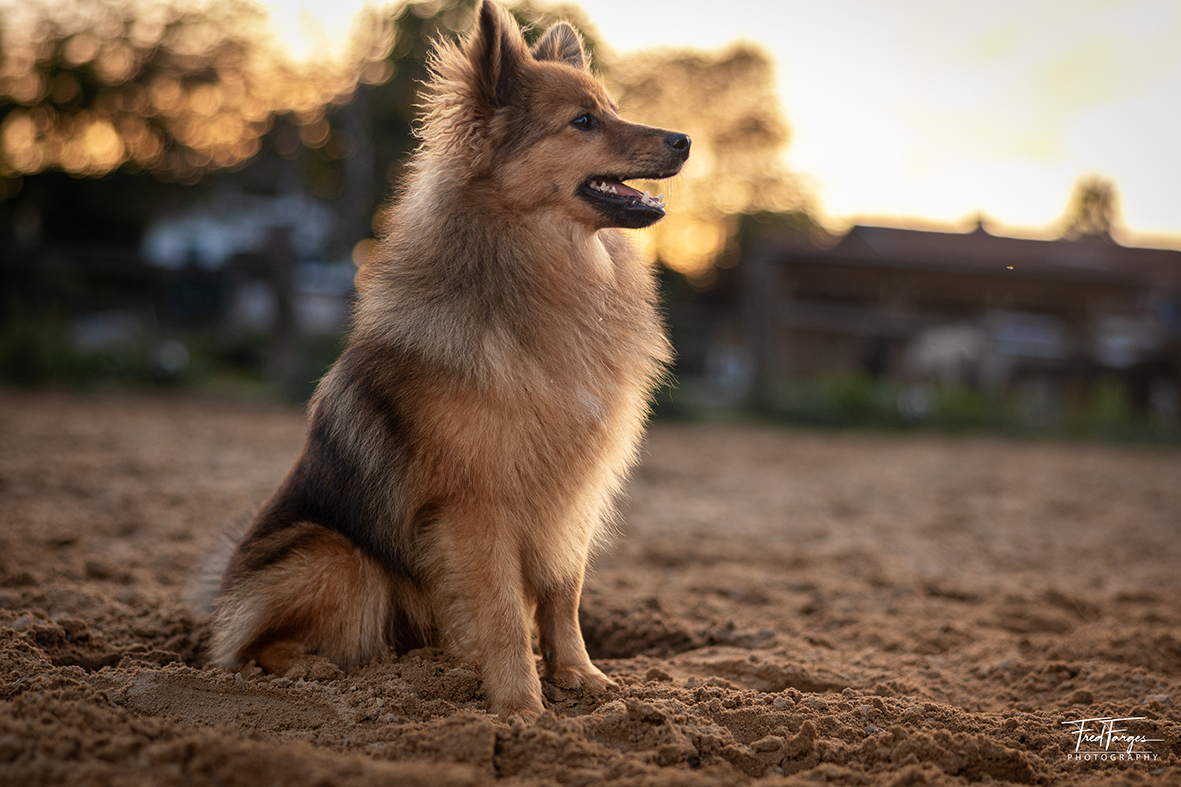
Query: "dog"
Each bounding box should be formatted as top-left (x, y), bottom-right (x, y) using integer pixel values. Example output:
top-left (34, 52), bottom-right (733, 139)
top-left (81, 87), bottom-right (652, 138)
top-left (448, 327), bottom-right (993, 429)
top-left (209, 0), bottom-right (689, 721)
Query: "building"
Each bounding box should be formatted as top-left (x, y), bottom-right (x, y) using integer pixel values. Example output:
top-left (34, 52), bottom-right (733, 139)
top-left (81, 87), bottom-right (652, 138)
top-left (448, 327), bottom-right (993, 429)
top-left (736, 223), bottom-right (1181, 417)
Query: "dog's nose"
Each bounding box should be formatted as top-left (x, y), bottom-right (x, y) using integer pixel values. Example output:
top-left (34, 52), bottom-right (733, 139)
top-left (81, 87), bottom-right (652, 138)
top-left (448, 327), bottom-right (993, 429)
top-left (665, 132), bottom-right (691, 158)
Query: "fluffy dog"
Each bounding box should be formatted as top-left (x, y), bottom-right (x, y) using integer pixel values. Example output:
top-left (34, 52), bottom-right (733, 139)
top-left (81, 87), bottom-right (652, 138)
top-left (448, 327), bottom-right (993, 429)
top-left (209, 0), bottom-right (689, 720)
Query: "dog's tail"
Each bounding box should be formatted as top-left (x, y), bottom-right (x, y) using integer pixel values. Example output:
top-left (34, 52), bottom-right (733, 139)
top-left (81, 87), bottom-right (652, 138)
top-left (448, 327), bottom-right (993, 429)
top-left (183, 517), bottom-right (248, 617)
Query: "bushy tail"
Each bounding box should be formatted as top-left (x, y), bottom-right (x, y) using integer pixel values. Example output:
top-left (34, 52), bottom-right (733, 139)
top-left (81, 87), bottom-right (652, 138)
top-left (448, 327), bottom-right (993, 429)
top-left (184, 518), bottom-right (247, 617)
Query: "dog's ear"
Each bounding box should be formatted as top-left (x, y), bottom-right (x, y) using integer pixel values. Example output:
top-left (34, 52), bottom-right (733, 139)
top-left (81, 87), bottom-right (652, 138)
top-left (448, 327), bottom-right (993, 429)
top-left (531, 22), bottom-right (587, 71)
top-left (466, 0), bottom-right (529, 108)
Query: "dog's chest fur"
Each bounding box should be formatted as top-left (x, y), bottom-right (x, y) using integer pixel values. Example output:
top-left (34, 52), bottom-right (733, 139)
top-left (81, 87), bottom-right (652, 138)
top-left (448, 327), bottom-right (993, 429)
top-left (308, 223), bottom-right (667, 576)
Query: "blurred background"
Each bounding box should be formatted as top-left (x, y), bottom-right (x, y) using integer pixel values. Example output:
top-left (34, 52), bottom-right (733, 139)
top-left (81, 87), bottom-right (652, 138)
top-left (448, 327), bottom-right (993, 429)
top-left (1, 0), bottom-right (1178, 440)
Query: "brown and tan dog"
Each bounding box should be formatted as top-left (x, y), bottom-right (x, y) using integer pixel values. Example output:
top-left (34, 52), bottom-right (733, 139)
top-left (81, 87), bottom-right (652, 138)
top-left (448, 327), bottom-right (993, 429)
top-left (209, 0), bottom-right (689, 720)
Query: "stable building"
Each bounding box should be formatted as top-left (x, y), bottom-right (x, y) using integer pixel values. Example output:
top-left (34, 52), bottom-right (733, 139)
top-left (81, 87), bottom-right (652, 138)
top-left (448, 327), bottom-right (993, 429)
top-left (736, 223), bottom-right (1181, 415)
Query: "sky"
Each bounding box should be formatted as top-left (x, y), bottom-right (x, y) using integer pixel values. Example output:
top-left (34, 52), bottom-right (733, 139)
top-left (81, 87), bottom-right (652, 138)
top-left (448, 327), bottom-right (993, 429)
top-left (264, 0), bottom-right (1181, 247)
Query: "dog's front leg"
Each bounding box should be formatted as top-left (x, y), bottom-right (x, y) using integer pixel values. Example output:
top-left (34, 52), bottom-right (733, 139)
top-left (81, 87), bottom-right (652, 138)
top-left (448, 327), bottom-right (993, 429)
top-left (537, 572), bottom-right (616, 696)
top-left (433, 520), bottom-right (545, 721)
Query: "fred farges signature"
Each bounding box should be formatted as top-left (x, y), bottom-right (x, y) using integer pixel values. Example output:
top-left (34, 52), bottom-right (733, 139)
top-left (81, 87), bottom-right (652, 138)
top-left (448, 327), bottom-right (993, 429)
top-left (1061, 716), bottom-right (1164, 762)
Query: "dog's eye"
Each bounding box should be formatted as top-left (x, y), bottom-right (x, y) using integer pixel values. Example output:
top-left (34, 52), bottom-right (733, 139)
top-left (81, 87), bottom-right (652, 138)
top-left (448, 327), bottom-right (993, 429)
top-left (571, 113), bottom-right (600, 131)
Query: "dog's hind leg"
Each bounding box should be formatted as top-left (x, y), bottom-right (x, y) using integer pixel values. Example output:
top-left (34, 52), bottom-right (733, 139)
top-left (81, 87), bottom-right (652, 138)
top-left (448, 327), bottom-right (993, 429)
top-left (210, 523), bottom-right (392, 679)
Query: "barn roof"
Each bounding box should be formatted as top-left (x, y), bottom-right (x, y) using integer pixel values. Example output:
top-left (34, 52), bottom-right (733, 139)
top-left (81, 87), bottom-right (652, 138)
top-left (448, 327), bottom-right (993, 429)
top-left (762, 223), bottom-right (1181, 289)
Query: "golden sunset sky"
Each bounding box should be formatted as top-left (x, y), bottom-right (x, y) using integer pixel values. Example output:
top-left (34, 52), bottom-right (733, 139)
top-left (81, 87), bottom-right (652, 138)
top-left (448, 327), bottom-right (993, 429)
top-left (265, 0), bottom-right (1181, 247)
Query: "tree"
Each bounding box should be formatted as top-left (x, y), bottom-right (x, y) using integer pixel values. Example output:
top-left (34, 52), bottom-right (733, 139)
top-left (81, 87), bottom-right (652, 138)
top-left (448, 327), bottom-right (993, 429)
top-left (0, 0), bottom-right (382, 182)
top-left (0, 0), bottom-right (402, 248)
top-left (1062, 175), bottom-right (1118, 240)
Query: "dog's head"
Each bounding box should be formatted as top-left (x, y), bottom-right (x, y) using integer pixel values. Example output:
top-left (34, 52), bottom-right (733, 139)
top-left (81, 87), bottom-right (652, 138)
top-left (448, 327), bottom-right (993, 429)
top-left (418, 1), bottom-right (690, 230)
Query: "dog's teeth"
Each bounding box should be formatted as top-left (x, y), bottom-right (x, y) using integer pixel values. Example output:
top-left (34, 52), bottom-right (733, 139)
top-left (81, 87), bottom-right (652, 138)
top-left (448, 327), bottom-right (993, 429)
top-left (638, 191), bottom-right (665, 209)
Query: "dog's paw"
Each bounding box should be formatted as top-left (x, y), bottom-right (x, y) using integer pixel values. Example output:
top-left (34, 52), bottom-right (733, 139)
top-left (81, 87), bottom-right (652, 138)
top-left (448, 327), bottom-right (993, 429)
top-left (490, 695), bottom-right (545, 724)
top-left (282, 654), bottom-right (343, 681)
top-left (545, 663), bottom-right (617, 696)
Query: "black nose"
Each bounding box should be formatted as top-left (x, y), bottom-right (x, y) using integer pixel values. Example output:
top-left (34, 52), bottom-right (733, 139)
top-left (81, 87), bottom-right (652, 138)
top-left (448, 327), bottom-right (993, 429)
top-left (665, 132), bottom-right (691, 158)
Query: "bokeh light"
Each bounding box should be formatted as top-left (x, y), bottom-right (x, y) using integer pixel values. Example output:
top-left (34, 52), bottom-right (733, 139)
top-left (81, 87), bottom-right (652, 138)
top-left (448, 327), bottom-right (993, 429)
top-left (0, 0), bottom-right (396, 181)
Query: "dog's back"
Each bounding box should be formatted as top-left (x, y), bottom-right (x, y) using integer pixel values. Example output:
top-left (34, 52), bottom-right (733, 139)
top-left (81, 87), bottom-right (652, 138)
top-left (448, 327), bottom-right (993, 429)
top-left (210, 0), bottom-right (688, 719)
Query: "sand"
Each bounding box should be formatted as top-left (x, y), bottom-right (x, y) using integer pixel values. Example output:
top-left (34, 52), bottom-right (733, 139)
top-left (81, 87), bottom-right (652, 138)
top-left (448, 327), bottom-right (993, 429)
top-left (0, 389), bottom-right (1178, 786)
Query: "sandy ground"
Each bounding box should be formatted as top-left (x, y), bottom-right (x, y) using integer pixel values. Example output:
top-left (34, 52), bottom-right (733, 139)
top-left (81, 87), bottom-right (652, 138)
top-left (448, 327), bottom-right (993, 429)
top-left (1, 389), bottom-right (1178, 786)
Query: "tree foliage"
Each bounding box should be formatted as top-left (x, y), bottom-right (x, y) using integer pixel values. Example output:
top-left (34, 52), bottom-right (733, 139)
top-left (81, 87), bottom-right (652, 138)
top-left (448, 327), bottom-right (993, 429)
top-left (1062, 175), bottom-right (1118, 240)
top-left (0, 0), bottom-right (384, 182)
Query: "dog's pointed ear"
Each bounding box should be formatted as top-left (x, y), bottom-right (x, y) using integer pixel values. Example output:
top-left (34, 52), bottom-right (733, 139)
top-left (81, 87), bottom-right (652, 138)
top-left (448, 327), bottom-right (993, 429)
top-left (466, 0), bottom-right (529, 108)
top-left (531, 22), bottom-right (587, 70)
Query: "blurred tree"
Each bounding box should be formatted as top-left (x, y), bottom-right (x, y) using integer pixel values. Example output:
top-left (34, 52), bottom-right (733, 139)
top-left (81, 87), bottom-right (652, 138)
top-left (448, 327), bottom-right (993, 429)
top-left (610, 44), bottom-right (810, 284)
top-left (1062, 175), bottom-right (1118, 240)
top-left (0, 0), bottom-right (394, 248)
top-left (0, 0), bottom-right (378, 182)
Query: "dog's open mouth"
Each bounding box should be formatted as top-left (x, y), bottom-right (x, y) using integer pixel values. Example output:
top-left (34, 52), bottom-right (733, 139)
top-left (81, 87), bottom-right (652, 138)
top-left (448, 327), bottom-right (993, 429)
top-left (577, 176), bottom-right (669, 228)
top-left (584, 179), bottom-right (665, 210)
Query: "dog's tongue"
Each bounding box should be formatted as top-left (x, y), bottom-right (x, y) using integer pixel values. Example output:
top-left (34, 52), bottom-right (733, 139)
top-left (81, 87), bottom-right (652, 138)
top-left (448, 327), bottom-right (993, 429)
top-left (606, 179), bottom-right (642, 198)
